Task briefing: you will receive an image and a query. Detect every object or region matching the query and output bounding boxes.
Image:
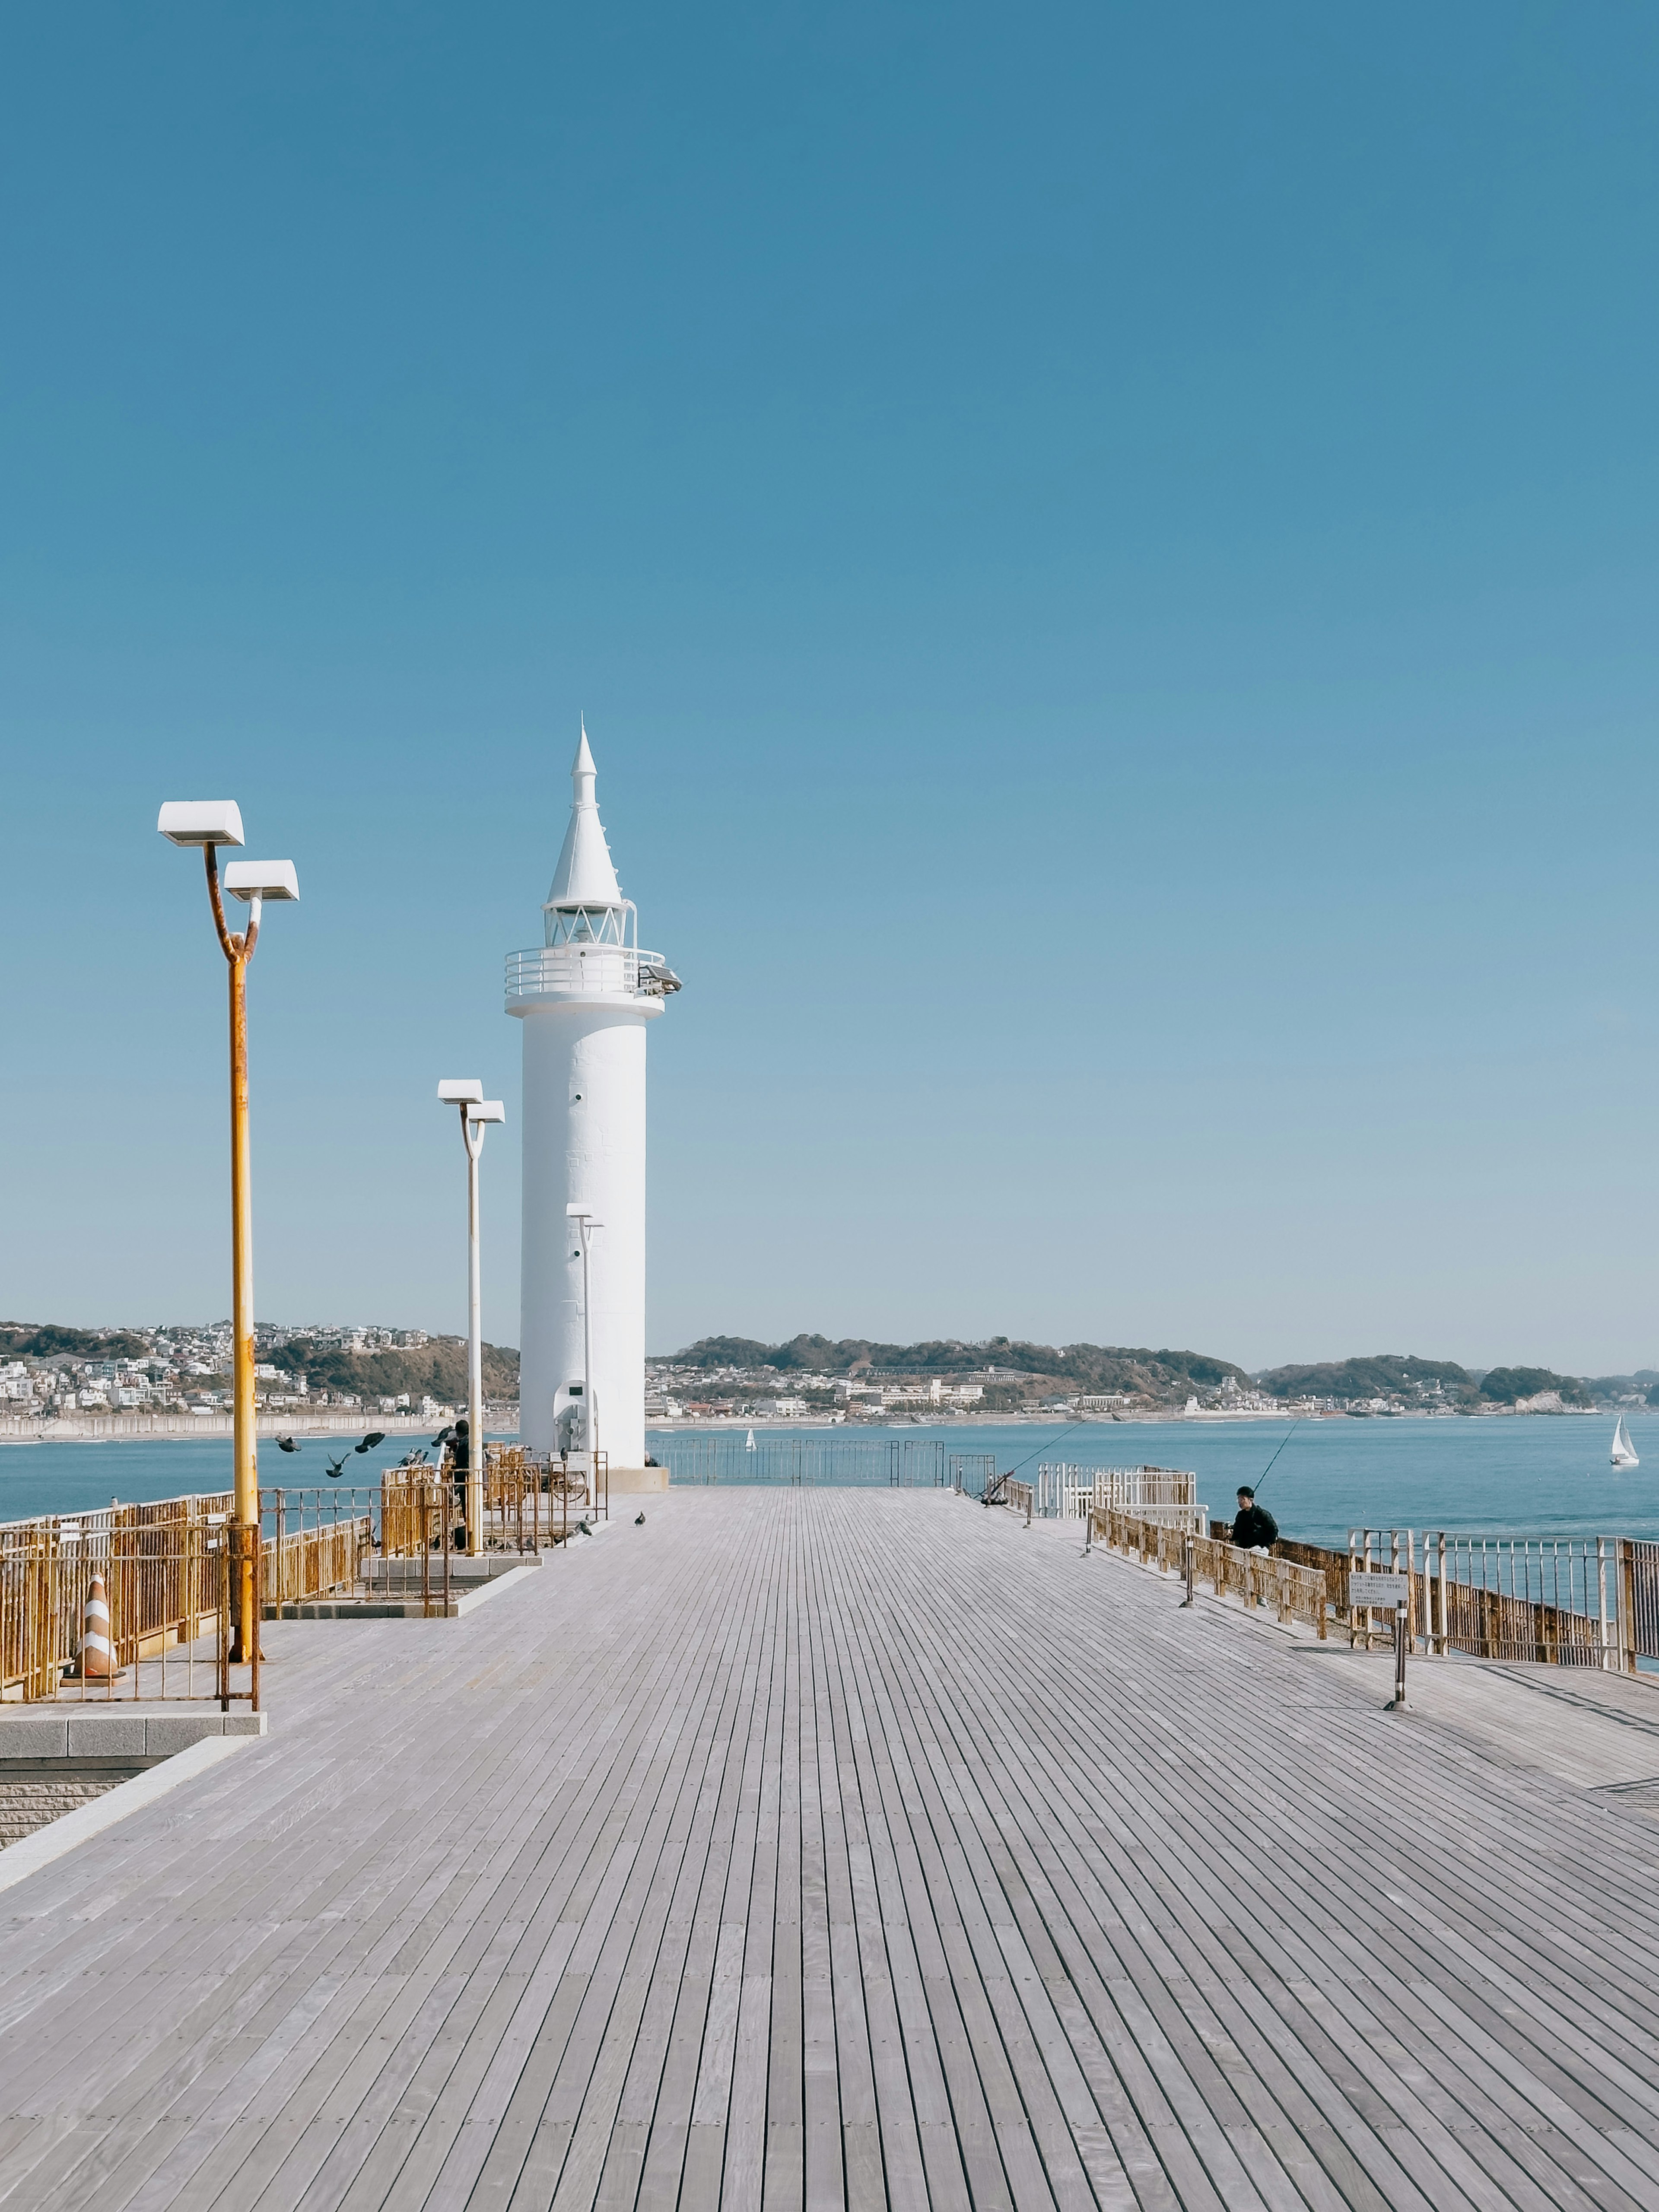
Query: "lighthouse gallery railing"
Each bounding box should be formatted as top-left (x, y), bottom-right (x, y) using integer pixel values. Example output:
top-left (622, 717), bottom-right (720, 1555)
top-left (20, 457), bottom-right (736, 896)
top-left (505, 946), bottom-right (674, 1001)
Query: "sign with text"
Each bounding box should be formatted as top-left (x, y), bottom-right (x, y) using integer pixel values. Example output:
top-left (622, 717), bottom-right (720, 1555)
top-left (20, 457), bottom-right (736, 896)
top-left (1349, 1571), bottom-right (1409, 1607)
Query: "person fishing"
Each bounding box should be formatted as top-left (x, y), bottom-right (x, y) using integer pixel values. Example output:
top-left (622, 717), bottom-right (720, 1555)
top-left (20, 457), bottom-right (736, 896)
top-left (1230, 1484), bottom-right (1278, 1553)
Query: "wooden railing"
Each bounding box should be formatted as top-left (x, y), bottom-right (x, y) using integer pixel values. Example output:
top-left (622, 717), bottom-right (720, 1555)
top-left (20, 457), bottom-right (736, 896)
top-left (1339, 1529), bottom-right (1655, 1670)
top-left (1003, 1479), bottom-right (1035, 1525)
top-left (1088, 1506), bottom-right (1329, 1638)
top-left (1243, 1529), bottom-right (1659, 1672)
top-left (1040, 1464), bottom-right (1205, 1529)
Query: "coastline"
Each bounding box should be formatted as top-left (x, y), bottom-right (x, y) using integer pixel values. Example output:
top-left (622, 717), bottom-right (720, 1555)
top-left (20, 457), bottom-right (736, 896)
top-left (0, 1405), bottom-right (521, 1447)
top-left (647, 1405), bottom-right (1601, 1432)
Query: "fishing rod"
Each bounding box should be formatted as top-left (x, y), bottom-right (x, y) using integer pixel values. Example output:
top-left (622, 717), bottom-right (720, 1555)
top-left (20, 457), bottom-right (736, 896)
top-left (1246, 1418), bottom-right (1300, 1498)
top-left (998, 1414), bottom-right (1097, 1486)
top-left (982, 1411), bottom-right (1107, 1504)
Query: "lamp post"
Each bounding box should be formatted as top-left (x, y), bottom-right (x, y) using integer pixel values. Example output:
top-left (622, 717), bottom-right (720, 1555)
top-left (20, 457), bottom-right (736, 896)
top-left (437, 1081), bottom-right (505, 1553)
top-left (566, 1203), bottom-right (602, 1493)
top-left (158, 802), bottom-right (299, 1663)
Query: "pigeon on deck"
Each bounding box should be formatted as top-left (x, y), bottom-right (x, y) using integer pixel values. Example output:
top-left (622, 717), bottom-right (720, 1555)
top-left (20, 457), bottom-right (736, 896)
top-left (635, 1512), bottom-right (645, 1526)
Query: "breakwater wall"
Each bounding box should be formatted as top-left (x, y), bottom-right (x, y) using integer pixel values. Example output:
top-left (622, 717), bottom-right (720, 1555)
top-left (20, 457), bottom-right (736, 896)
top-left (0, 1406), bottom-right (521, 1445)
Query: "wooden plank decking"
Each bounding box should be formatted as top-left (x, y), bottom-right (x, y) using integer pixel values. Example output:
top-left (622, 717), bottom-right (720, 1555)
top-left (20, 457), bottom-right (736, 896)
top-left (4, 1487), bottom-right (1659, 2210)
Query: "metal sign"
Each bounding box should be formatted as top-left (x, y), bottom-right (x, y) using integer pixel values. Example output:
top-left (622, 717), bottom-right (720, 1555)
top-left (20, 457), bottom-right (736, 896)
top-left (1349, 1571), bottom-right (1409, 1607)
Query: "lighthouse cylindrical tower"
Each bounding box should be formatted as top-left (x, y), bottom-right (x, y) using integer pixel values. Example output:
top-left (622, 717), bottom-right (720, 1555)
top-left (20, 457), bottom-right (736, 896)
top-left (507, 727), bottom-right (678, 1488)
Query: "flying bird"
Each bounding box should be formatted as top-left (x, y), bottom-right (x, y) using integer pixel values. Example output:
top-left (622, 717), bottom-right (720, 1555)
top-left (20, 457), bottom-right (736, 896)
top-left (276, 1436), bottom-right (300, 1454)
top-left (355, 1431), bottom-right (387, 1455)
top-left (325, 1450), bottom-right (349, 1479)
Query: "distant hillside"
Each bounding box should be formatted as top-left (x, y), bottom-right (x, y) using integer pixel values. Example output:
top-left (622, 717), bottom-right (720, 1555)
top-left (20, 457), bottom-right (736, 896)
top-left (667, 1335), bottom-right (1248, 1396)
top-left (276, 1335), bottom-right (521, 1403)
top-left (0, 1322), bottom-right (150, 1359)
top-left (1477, 1364), bottom-right (1592, 1408)
top-left (1255, 1354), bottom-right (1478, 1405)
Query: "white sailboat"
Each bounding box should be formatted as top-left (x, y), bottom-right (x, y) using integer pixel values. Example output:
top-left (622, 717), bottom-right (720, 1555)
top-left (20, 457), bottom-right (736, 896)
top-left (744, 1428), bottom-right (756, 1452)
top-left (1611, 1414), bottom-right (1640, 1468)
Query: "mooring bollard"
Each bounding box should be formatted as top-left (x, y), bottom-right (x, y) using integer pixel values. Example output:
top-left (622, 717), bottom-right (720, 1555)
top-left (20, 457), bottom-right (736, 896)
top-left (1180, 1534), bottom-right (1195, 1608)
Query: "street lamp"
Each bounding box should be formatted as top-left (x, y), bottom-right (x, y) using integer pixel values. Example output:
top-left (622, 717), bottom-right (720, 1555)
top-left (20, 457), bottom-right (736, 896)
top-left (437, 1081), bottom-right (505, 1554)
top-left (158, 801), bottom-right (299, 1663)
top-left (566, 1203), bottom-right (603, 1493)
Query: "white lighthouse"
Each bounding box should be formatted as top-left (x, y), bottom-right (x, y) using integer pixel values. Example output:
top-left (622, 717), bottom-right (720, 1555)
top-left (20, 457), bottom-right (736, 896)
top-left (509, 726), bottom-right (677, 1489)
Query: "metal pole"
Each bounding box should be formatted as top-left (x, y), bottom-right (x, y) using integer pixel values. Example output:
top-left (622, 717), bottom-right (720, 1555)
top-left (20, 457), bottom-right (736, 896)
top-left (1387, 1605), bottom-right (1408, 1710)
top-left (229, 948), bottom-right (257, 1659)
top-left (1181, 1533), bottom-right (1195, 1607)
top-left (464, 1114), bottom-right (484, 1557)
top-left (202, 843), bottom-right (262, 1669)
top-left (581, 1221), bottom-right (596, 1500)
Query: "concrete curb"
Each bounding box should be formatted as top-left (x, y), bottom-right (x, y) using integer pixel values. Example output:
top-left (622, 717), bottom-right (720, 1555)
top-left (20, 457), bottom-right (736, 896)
top-left (0, 1734), bottom-right (257, 1897)
top-left (0, 1710), bottom-right (266, 1759)
top-left (267, 1562), bottom-right (542, 1621)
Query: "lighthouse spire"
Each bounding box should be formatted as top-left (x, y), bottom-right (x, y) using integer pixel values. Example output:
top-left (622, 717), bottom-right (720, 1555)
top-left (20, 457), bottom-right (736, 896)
top-left (546, 718), bottom-right (622, 909)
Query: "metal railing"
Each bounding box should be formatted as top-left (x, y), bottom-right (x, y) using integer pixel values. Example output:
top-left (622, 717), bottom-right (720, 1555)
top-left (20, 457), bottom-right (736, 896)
top-left (265, 1505), bottom-right (374, 1607)
top-left (479, 1446), bottom-right (608, 1542)
top-left (505, 945), bottom-right (672, 1003)
top-left (660, 1437), bottom-right (994, 1491)
top-left (1037, 1463), bottom-right (1207, 1531)
top-left (0, 1498), bottom-right (263, 1707)
top-left (0, 1449), bottom-right (620, 1701)
top-left (1089, 1506), bottom-right (1329, 1637)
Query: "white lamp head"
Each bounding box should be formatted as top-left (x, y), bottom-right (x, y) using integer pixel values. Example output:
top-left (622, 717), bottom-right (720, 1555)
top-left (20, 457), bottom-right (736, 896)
top-left (222, 859), bottom-right (299, 903)
top-left (438, 1079), bottom-right (484, 1105)
top-left (158, 800), bottom-right (245, 848)
top-left (467, 1101), bottom-right (507, 1125)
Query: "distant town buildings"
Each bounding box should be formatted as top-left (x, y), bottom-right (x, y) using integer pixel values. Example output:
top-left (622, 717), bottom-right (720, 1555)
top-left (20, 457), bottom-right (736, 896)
top-left (0, 1320), bottom-right (439, 1423)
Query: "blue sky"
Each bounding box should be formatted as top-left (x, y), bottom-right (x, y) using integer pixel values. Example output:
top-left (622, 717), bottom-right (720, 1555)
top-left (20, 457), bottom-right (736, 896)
top-left (3, 3), bottom-right (1657, 1372)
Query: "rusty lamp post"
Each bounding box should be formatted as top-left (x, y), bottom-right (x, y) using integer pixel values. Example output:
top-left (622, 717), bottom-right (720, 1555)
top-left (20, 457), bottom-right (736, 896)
top-left (436, 1081), bottom-right (506, 1554)
top-left (158, 801), bottom-right (299, 1663)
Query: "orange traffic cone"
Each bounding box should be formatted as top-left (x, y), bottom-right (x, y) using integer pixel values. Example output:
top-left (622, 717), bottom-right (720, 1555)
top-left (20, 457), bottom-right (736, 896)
top-left (71, 1573), bottom-right (118, 1680)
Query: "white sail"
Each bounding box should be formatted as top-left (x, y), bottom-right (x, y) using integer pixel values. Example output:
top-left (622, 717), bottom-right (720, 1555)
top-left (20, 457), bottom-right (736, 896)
top-left (1611, 1415), bottom-right (1640, 1468)
top-left (745, 1428), bottom-right (756, 1451)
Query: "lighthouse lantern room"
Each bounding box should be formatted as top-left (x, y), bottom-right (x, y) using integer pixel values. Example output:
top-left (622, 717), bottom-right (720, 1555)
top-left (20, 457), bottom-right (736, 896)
top-left (508, 725), bottom-right (678, 1487)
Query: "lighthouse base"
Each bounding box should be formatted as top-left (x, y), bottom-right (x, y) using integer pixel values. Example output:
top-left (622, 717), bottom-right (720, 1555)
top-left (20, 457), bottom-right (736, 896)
top-left (607, 1465), bottom-right (671, 1496)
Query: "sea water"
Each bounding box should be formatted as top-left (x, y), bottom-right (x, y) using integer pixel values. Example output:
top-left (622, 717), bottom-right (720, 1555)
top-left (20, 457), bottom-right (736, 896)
top-left (4, 1415), bottom-right (1658, 1548)
top-left (0, 1433), bottom-right (461, 1527)
top-left (657, 1414), bottom-right (1659, 1548)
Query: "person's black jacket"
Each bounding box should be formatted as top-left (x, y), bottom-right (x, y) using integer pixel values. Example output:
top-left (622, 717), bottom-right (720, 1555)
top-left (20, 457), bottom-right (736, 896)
top-left (1231, 1502), bottom-right (1278, 1549)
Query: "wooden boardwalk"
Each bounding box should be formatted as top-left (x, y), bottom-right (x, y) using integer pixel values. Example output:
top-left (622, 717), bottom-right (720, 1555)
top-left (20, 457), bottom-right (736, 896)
top-left (4, 1488), bottom-right (1659, 2211)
